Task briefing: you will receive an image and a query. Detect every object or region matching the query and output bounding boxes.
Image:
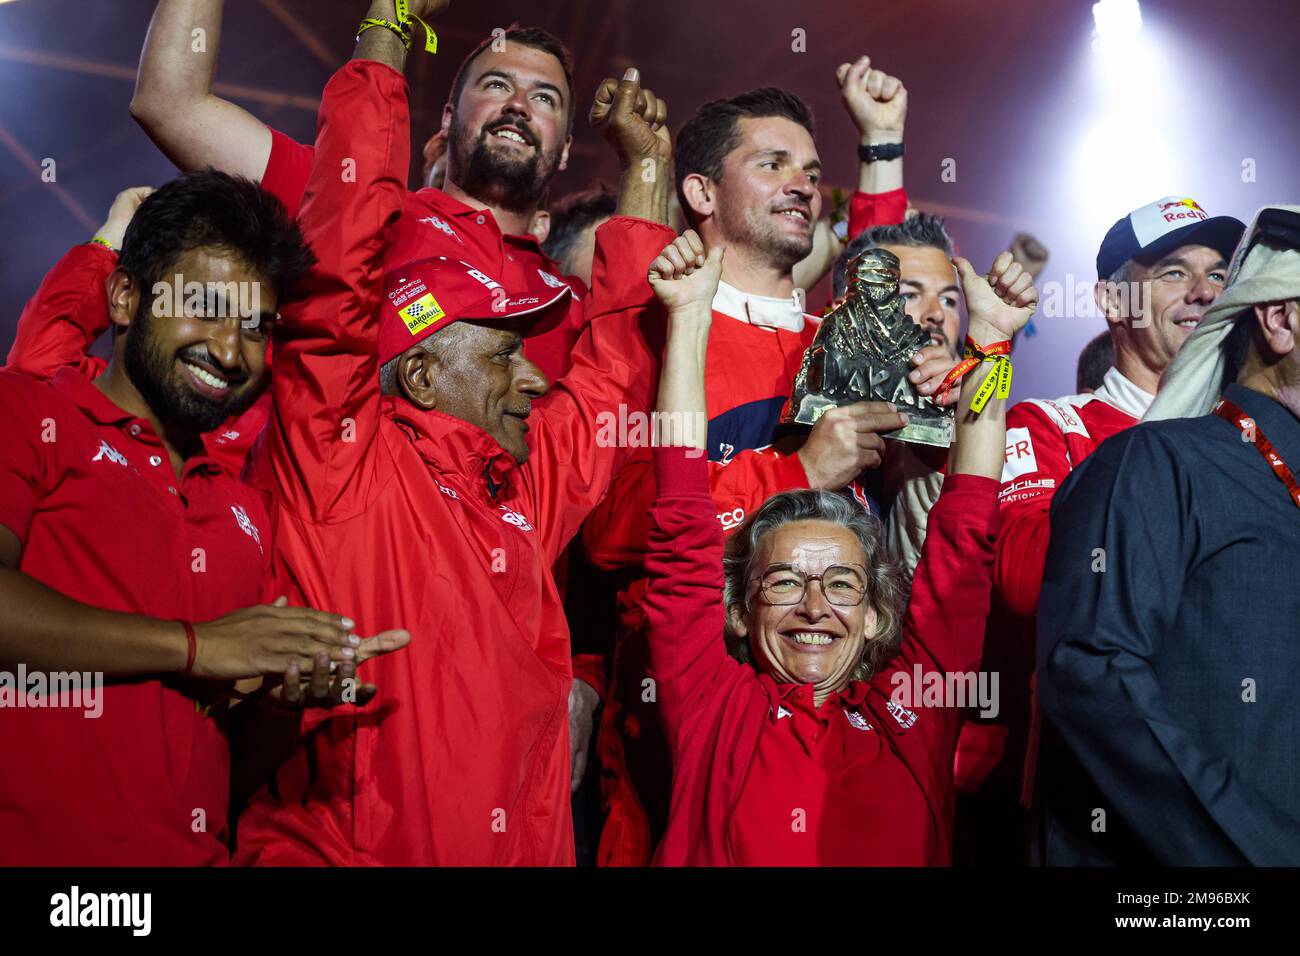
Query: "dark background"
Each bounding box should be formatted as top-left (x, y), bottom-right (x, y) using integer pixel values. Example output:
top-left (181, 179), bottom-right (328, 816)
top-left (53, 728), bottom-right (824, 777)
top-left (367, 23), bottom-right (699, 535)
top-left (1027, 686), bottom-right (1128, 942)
top-left (1, 0), bottom-right (1296, 400)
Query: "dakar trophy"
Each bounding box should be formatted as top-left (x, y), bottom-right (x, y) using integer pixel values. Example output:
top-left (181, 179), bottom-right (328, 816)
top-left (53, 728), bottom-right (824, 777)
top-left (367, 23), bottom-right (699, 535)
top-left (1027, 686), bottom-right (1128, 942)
top-left (782, 247), bottom-right (954, 446)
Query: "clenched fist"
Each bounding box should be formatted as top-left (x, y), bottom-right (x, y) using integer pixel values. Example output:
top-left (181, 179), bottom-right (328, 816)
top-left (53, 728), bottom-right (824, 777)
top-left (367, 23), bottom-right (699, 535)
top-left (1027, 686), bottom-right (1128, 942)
top-left (836, 56), bottom-right (907, 141)
top-left (590, 67), bottom-right (671, 166)
top-left (796, 401), bottom-right (908, 490)
top-left (648, 230), bottom-right (723, 313)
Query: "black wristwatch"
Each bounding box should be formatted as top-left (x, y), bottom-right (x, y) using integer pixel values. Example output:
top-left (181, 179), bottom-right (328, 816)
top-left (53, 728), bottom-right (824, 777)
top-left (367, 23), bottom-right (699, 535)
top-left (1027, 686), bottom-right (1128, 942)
top-left (858, 141), bottom-right (905, 163)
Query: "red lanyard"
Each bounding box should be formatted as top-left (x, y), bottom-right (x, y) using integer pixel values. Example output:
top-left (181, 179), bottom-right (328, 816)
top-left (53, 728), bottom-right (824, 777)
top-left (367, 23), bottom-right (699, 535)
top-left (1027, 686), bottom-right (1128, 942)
top-left (1214, 398), bottom-right (1300, 511)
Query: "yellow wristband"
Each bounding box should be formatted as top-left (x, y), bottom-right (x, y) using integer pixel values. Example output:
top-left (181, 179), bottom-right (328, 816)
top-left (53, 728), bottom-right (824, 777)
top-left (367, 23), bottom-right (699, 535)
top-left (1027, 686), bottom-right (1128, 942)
top-left (968, 357), bottom-right (1012, 414)
top-left (90, 236), bottom-right (117, 253)
top-left (395, 0), bottom-right (438, 53)
top-left (357, 17), bottom-right (411, 50)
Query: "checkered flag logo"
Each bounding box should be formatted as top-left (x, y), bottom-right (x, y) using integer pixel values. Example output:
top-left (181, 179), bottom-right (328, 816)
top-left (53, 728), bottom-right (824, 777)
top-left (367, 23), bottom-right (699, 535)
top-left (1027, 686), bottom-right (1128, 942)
top-left (406, 302), bottom-right (427, 318)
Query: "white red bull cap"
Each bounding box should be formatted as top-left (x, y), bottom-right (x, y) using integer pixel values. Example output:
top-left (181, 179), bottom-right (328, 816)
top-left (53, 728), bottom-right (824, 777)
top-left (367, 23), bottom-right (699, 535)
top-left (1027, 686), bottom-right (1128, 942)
top-left (1096, 195), bottom-right (1244, 279)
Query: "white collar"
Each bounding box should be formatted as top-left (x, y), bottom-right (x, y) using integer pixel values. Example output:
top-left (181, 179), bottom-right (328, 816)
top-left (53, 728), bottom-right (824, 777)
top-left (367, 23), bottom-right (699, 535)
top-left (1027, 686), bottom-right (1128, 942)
top-left (1093, 366), bottom-right (1156, 419)
top-left (711, 280), bottom-right (807, 332)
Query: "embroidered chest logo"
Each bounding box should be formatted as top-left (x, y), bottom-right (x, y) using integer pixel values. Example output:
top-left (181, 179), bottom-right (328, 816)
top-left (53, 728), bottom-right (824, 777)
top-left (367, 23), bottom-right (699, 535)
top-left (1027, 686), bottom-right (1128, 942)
top-left (718, 442), bottom-right (735, 465)
top-left (217, 429), bottom-right (241, 443)
top-left (419, 215), bottom-right (463, 242)
top-left (230, 505), bottom-right (264, 553)
top-left (537, 269), bottom-right (567, 289)
top-left (498, 505), bottom-right (533, 532)
top-left (436, 481), bottom-right (460, 500)
top-left (91, 440), bottom-right (129, 467)
top-left (887, 698), bottom-right (918, 729)
top-left (772, 705), bottom-right (793, 720)
top-left (845, 709), bottom-right (874, 732)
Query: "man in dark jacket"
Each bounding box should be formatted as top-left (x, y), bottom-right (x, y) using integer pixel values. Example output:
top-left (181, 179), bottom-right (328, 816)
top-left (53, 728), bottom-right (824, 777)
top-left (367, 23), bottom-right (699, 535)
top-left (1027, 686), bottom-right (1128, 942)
top-left (1036, 205), bottom-right (1300, 865)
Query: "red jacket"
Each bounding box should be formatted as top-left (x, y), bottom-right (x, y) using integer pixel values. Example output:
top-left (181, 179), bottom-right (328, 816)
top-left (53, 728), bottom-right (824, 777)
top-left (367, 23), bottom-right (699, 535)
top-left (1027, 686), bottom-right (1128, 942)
top-left (4, 241), bottom-right (271, 476)
top-left (848, 187), bottom-right (908, 239)
top-left (954, 367), bottom-right (1151, 799)
top-left (644, 447), bottom-right (999, 865)
top-left (233, 60), bottom-right (672, 866)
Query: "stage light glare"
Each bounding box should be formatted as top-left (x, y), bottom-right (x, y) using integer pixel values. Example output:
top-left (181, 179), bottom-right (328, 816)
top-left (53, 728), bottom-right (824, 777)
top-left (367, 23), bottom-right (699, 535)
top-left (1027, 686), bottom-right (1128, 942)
top-left (1092, 0), bottom-right (1143, 53)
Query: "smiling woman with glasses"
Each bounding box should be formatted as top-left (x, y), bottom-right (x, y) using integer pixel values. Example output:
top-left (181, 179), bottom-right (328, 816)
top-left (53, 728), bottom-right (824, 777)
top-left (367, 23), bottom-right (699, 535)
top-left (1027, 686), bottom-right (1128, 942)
top-left (641, 233), bottom-right (1039, 866)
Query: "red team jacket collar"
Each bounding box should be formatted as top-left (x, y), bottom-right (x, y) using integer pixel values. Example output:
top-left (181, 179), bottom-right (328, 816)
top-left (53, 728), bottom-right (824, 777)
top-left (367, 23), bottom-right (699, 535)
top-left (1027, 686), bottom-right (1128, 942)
top-left (50, 366), bottom-right (223, 475)
top-left (385, 399), bottom-right (519, 500)
top-left (760, 673), bottom-right (872, 717)
top-left (414, 186), bottom-right (551, 258)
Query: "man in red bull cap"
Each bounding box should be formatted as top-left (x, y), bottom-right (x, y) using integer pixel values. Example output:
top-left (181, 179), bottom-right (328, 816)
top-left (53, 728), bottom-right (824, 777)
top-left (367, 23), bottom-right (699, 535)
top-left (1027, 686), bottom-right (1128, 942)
top-left (231, 4), bottom-right (677, 866)
top-left (954, 194), bottom-right (1245, 864)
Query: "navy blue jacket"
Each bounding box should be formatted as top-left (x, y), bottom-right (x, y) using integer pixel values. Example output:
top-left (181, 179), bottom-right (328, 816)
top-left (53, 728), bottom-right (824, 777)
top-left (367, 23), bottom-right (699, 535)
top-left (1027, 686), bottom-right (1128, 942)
top-left (1036, 383), bottom-right (1300, 865)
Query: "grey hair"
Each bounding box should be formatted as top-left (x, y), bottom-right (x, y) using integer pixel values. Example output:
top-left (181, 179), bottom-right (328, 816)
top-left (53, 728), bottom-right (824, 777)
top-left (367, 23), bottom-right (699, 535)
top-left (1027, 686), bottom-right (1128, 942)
top-left (378, 323), bottom-right (467, 395)
top-left (722, 488), bottom-right (909, 681)
top-left (832, 213), bottom-right (955, 300)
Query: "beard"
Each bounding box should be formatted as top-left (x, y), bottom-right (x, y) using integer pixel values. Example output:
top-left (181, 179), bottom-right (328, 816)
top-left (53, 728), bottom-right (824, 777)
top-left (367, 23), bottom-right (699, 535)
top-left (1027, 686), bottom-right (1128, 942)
top-left (721, 200), bottom-right (814, 273)
top-left (449, 117), bottom-right (561, 214)
top-left (123, 301), bottom-right (259, 435)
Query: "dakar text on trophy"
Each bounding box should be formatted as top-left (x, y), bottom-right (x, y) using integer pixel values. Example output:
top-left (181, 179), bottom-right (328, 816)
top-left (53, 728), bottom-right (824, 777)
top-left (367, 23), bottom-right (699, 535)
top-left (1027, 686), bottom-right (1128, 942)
top-left (782, 248), bottom-right (954, 447)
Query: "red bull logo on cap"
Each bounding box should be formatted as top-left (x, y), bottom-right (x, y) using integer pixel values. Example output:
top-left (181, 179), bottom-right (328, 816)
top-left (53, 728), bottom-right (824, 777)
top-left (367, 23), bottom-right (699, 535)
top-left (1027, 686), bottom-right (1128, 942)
top-left (1159, 198), bottom-right (1208, 224)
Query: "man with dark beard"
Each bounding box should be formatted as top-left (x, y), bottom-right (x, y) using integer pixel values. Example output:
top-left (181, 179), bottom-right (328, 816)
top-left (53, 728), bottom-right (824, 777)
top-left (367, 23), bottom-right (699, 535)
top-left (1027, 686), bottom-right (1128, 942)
top-left (0, 171), bottom-right (409, 864)
top-left (130, 1), bottom-right (670, 383)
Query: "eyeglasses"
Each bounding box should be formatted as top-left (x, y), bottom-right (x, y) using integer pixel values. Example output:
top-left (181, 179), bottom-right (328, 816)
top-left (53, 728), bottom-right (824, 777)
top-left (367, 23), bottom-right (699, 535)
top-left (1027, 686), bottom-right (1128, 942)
top-left (751, 564), bottom-right (869, 607)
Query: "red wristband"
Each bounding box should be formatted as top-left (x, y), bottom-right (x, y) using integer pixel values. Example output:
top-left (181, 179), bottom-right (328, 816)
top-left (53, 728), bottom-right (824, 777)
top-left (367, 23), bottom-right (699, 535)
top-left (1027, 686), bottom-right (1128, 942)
top-left (176, 620), bottom-right (197, 676)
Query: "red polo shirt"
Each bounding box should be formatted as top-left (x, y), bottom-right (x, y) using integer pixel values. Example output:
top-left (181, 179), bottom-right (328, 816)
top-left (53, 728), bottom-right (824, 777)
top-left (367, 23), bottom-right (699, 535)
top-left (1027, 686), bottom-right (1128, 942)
top-left (0, 367), bottom-right (271, 865)
top-left (260, 127), bottom-right (589, 383)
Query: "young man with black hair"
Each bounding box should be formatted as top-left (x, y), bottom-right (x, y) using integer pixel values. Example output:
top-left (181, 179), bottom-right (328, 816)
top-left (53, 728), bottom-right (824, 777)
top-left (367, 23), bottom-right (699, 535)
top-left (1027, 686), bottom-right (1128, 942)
top-left (0, 171), bottom-right (406, 865)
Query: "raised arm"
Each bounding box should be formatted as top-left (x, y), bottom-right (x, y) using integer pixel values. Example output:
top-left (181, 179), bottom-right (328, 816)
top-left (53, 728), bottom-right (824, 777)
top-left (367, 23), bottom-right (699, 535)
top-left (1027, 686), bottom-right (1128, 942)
top-left (131, 0), bottom-right (273, 180)
top-left (896, 252), bottom-right (1038, 676)
top-left (6, 188), bottom-right (152, 380)
top-left (264, 4), bottom-right (441, 520)
top-left (522, 72), bottom-right (676, 555)
top-left (641, 234), bottom-right (735, 734)
top-left (837, 56), bottom-right (909, 238)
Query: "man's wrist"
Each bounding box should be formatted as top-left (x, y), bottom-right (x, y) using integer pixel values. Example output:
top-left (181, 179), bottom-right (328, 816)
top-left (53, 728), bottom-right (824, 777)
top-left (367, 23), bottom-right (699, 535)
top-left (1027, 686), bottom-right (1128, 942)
top-left (667, 303), bottom-right (714, 325)
top-left (967, 320), bottom-right (1010, 346)
top-left (616, 161), bottom-right (668, 222)
top-left (860, 129), bottom-right (904, 147)
top-left (858, 141), bottom-right (905, 165)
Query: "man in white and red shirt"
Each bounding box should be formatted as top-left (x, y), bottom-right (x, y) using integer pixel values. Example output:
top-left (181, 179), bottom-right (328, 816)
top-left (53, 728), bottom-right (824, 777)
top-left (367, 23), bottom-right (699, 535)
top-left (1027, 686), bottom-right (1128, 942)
top-left (954, 195), bottom-right (1245, 863)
